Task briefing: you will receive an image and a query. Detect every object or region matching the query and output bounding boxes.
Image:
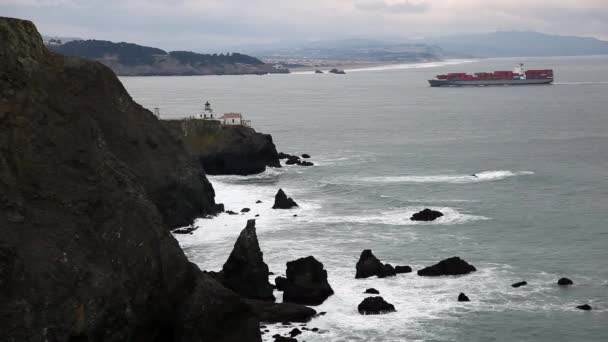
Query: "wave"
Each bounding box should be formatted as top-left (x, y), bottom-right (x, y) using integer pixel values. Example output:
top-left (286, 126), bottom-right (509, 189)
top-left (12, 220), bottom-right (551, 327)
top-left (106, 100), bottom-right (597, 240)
top-left (359, 170), bottom-right (534, 184)
top-left (313, 206), bottom-right (489, 226)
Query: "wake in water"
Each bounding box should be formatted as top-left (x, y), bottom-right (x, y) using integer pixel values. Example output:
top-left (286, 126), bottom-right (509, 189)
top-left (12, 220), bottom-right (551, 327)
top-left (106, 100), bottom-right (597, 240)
top-left (359, 170), bottom-right (534, 184)
top-left (291, 59), bottom-right (476, 75)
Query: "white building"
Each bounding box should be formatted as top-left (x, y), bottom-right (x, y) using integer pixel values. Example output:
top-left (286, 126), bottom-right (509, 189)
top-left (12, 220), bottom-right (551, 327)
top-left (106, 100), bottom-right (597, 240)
top-left (200, 101), bottom-right (218, 120)
top-left (222, 112), bottom-right (242, 125)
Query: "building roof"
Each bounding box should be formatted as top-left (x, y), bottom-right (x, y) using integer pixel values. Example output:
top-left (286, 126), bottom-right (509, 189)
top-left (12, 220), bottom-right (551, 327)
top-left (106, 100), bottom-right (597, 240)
top-left (223, 112), bottom-right (242, 119)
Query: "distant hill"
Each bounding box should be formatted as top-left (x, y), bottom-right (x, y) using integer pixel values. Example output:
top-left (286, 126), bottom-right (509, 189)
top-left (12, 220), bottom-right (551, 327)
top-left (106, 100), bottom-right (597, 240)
top-left (424, 31), bottom-right (608, 57)
top-left (251, 38), bottom-right (449, 66)
top-left (48, 39), bottom-right (288, 76)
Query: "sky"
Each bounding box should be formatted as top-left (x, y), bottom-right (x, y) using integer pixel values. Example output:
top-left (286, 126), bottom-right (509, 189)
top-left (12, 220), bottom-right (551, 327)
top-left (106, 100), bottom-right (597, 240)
top-left (2, 0), bottom-right (608, 52)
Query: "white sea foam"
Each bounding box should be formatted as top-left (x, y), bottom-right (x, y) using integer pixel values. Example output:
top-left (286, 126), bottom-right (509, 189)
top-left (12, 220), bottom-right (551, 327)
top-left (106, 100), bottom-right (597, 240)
top-left (359, 170), bottom-right (534, 184)
top-left (313, 206), bottom-right (489, 226)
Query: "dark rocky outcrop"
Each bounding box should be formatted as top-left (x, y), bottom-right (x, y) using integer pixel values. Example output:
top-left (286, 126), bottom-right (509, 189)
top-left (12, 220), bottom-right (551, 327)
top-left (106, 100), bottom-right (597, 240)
top-left (511, 281), bottom-right (528, 288)
top-left (395, 265), bottom-right (413, 274)
top-left (289, 328), bottom-right (302, 337)
top-left (355, 249), bottom-right (396, 279)
top-left (172, 226), bottom-right (198, 234)
top-left (364, 288), bottom-right (380, 294)
top-left (458, 293), bottom-right (470, 302)
top-left (302, 154), bottom-right (311, 159)
top-left (244, 299), bottom-right (316, 323)
top-left (315, 70), bottom-right (324, 74)
top-left (215, 220), bottom-right (275, 301)
top-left (241, 208), bottom-right (251, 213)
top-left (417, 257), bottom-right (476, 276)
top-left (162, 119), bottom-right (281, 176)
top-left (286, 156), bottom-right (300, 165)
top-left (279, 256), bottom-right (334, 305)
top-left (329, 68), bottom-right (346, 74)
top-left (410, 208), bottom-right (444, 221)
top-left (300, 161), bottom-right (314, 167)
top-left (358, 297), bottom-right (396, 315)
top-left (276, 276), bottom-right (287, 291)
top-left (0, 17), bottom-right (259, 341)
top-left (274, 336), bottom-right (297, 342)
top-left (273, 189), bottom-right (299, 209)
top-left (558, 278), bottom-right (573, 286)
top-left (226, 210), bottom-right (239, 215)
top-left (576, 304), bottom-right (592, 311)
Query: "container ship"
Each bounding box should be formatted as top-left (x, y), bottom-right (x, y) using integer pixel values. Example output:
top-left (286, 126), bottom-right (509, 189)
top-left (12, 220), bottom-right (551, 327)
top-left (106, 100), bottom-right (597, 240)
top-left (429, 64), bottom-right (553, 87)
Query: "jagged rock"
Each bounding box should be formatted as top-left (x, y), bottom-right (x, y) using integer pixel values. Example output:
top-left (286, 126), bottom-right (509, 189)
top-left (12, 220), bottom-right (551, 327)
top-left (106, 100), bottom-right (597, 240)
top-left (241, 207), bottom-right (251, 213)
top-left (358, 297), bottom-right (396, 315)
top-left (410, 208), bottom-right (444, 221)
top-left (395, 265), bottom-right (412, 274)
top-left (299, 161), bottom-right (314, 166)
top-left (256, 200), bottom-right (263, 203)
top-left (0, 17), bottom-right (260, 342)
top-left (281, 256), bottom-right (334, 305)
top-left (217, 220), bottom-right (275, 301)
top-left (244, 299), bottom-right (316, 323)
top-left (278, 152), bottom-right (291, 159)
top-left (558, 278), bottom-right (573, 286)
top-left (355, 249), bottom-right (396, 279)
top-left (301, 154), bottom-right (311, 159)
top-left (378, 264), bottom-right (397, 278)
top-left (458, 293), bottom-right (470, 302)
top-left (172, 226), bottom-right (198, 234)
top-left (276, 276), bottom-right (287, 291)
top-left (273, 189), bottom-right (299, 209)
top-left (576, 304), bottom-right (592, 311)
top-left (511, 281), bottom-right (528, 288)
top-left (289, 328), bottom-right (302, 337)
top-left (364, 288), bottom-right (380, 294)
top-left (417, 257), bottom-right (476, 276)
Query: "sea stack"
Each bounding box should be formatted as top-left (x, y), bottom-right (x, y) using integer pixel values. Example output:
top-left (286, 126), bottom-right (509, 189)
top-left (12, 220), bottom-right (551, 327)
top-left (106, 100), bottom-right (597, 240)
top-left (273, 189), bottom-right (299, 209)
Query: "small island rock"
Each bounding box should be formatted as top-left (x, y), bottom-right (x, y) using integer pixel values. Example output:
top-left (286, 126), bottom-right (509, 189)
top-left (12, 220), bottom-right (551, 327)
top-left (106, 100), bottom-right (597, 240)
top-left (395, 265), bottom-right (412, 274)
top-left (511, 281), bottom-right (528, 288)
top-left (576, 304), bottom-right (592, 311)
top-left (280, 256), bottom-right (334, 305)
top-left (417, 257), bottom-right (476, 276)
top-left (358, 297), bottom-right (396, 315)
top-left (558, 278), bottom-right (573, 286)
top-left (458, 293), bottom-right (470, 302)
top-left (364, 288), bottom-right (380, 294)
top-left (410, 208), bottom-right (444, 221)
top-left (273, 189), bottom-right (299, 209)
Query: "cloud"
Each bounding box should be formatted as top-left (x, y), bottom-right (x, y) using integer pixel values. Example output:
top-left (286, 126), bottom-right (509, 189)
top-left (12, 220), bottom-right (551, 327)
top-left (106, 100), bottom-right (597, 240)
top-left (1, 0), bottom-right (607, 51)
top-left (354, 0), bottom-right (429, 14)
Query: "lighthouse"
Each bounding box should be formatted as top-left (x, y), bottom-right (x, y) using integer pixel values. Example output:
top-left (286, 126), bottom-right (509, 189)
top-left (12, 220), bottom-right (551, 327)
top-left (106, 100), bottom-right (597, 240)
top-left (202, 101), bottom-right (214, 119)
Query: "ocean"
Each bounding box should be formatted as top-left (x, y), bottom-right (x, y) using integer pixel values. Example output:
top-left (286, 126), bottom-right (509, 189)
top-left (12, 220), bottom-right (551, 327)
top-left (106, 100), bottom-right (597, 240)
top-left (120, 56), bottom-right (608, 342)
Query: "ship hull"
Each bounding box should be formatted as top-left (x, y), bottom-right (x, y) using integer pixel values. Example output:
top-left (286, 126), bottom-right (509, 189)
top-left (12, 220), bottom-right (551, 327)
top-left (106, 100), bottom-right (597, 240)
top-left (428, 78), bottom-right (553, 87)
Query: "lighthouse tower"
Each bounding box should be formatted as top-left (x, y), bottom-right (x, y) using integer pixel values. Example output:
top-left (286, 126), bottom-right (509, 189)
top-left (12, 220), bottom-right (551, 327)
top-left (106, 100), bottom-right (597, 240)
top-left (202, 101), bottom-right (214, 119)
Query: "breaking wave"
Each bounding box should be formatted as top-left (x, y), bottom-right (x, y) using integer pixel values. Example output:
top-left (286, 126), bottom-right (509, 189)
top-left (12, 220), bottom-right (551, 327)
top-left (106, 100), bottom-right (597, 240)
top-left (359, 170), bottom-right (534, 184)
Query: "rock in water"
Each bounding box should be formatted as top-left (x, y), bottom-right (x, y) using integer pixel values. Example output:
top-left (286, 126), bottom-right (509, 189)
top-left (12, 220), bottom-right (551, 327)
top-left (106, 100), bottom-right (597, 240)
top-left (281, 256), bottom-right (334, 305)
top-left (358, 297), bottom-right (396, 315)
top-left (241, 207), bottom-right (251, 213)
top-left (511, 281), bottom-right (528, 288)
top-left (273, 189), bottom-right (299, 209)
top-left (219, 220), bottom-right (275, 301)
top-left (558, 278), bottom-right (574, 286)
top-left (364, 288), bottom-right (380, 294)
top-left (274, 336), bottom-right (297, 342)
top-left (576, 304), bottom-right (592, 311)
top-left (355, 250), bottom-right (398, 279)
top-left (458, 293), bottom-right (470, 302)
top-left (417, 257), bottom-right (476, 276)
top-left (289, 328), bottom-right (302, 337)
top-left (395, 265), bottom-right (413, 274)
top-left (302, 154), bottom-right (311, 159)
top-left (410, 208), bottom-right (444, 221)
top-left (244, 299), bottom-right (317, 323)
top-left (0, 18), bottom-right (260, 341)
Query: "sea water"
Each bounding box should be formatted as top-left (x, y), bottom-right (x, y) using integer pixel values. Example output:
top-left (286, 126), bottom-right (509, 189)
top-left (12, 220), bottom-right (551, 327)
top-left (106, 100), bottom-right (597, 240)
top-left (121, 56), bottom-right (608, 341)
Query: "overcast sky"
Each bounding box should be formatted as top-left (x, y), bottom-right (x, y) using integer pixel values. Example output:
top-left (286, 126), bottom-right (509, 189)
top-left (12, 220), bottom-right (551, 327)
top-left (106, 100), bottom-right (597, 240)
top-left (2, 0), bottom-right (608, 52)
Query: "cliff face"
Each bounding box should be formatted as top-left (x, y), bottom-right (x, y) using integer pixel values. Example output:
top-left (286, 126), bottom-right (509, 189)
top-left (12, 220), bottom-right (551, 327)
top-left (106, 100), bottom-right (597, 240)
top-left (163, 119), bottom-right (281, 176)
top-left (0, 17), bottom-right (259, 342)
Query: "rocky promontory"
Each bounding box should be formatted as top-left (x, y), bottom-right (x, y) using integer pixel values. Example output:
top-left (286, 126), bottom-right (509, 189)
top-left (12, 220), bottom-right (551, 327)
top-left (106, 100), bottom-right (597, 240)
top-left (0, 17), bottom-right (259, 341)
top-left (162, 119), bottom-right (281, 175)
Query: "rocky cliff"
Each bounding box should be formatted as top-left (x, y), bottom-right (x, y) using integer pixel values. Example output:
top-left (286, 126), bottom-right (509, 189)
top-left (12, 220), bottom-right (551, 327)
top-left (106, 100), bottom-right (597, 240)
top-left (0, 17), bottom-right (260, 342)
top-left (162, 119), bottom-right (281, 175)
